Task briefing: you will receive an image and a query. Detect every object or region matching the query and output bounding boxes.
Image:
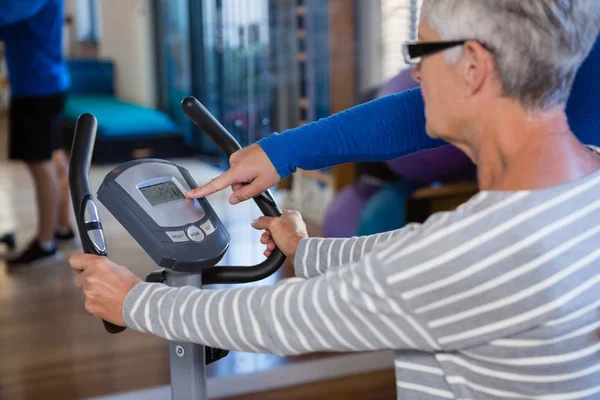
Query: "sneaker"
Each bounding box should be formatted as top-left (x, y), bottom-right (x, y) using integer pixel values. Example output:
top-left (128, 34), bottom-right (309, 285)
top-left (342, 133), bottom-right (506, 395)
top-left (0, 232), bottom-right (16, 252)
top-left (55, 227), bottom-right (76, 241)
top-left (6, 240), bottom-right (61, 267)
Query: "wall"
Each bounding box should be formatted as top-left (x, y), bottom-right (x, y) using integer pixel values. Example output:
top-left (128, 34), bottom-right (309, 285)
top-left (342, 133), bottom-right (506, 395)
top-left (97, 0), bottom-right (157, 108)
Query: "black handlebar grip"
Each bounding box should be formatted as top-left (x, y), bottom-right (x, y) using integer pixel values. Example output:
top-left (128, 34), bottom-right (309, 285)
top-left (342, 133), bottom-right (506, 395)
top-left (202, 249), bottom-right (287, 285)
top-left (182, 97), bottom-right (242, 157)
top-left (181, 97), bottom-right (286, 284)
top-left (69, 114), bottom-right (126, 335)
top-left (69, 114), bottom-right (97, 221)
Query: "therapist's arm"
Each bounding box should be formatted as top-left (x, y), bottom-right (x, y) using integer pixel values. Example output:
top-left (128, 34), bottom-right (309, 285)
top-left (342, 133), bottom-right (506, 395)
top-left (189, 88), bottom-right (443, 204)
top-left (258, 88), bottom-right (439, 178)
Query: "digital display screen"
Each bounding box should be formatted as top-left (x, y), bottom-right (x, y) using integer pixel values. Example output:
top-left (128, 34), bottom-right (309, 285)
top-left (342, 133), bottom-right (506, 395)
top-left (139, 181), bottom-right (185, 207)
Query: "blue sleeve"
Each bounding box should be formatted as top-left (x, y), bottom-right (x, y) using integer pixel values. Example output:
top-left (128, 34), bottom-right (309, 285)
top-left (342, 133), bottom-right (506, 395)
top-left (258, 87), bottom-right (445, 179)
top-left (0, 0), bottom-right (49, 26)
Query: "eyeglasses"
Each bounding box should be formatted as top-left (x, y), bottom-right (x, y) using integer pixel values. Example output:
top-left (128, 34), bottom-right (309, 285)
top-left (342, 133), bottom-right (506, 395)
top-left (403, 40), bottom-right (490, 65)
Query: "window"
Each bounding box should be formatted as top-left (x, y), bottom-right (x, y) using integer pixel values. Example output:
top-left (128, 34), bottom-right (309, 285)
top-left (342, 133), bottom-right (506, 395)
top-left (76, 0), bottom-right (101, 44)
top-left (381, 0), bottom-right (422, 81)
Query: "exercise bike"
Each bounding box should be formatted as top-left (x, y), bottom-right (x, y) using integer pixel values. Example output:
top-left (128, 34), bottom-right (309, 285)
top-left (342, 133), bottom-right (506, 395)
top-left (69, 97), bottom-right (286, 400)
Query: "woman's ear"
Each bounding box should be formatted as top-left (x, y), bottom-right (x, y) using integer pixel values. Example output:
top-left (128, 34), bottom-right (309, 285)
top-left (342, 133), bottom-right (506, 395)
top-left (462, 41), bottom-right (491, 97)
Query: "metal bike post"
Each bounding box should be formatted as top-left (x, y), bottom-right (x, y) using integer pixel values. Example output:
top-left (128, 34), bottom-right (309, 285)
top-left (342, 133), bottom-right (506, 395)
top-left (165, 270), bottom-right (207, 400)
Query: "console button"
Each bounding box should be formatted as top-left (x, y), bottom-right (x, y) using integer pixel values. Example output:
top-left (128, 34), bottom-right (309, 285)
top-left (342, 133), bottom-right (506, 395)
top-left (186, 225), bottom-right (205, 243)
top-left (200, 219), bottom-right (217, 235)
top-left (166, 231), bottom-right (189, 242)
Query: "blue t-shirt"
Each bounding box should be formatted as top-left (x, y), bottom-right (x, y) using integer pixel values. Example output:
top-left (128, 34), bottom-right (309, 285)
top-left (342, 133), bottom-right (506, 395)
top-left (259, 37), bottom-right (600, 179)
top-left (0, 0), bottom-right (70, 97)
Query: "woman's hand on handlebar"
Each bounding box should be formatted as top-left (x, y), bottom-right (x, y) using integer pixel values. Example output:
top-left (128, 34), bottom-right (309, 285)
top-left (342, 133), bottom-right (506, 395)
top-left (186, 144), bottom-right (281, 205)
top-left (252, 210), bottom-right (308, 259)
top-left (69, 254), bottom-right (142, 327)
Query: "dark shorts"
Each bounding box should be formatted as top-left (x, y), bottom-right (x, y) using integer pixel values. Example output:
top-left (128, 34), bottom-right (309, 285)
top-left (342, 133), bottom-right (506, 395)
top-left (9, 92), bottom-right (68, 162)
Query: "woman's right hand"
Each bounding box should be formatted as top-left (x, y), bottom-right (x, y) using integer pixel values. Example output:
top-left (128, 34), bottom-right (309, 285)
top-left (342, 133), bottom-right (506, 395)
top-left (186, 144), bottom-right (281, 205)
top-left (251, 210), bottom-right (309, 259)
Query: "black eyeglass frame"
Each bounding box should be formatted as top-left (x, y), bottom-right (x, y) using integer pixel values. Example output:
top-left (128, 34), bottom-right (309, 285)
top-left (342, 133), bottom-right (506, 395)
top-left (403, 40), bottom-right (491, 65)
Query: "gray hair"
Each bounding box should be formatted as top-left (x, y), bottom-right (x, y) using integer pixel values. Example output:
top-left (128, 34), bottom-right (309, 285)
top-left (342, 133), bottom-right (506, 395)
top-left (421, 0), bottom-right (600, 110)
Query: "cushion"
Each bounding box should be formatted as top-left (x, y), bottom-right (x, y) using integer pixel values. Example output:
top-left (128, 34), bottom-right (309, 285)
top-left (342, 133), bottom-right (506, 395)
top-left (64, 95), bottom-right (180, 139)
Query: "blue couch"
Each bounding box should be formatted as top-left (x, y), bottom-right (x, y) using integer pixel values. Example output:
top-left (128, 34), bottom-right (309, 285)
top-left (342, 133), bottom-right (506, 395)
top-left (63, 60), bottom-right (188, 163)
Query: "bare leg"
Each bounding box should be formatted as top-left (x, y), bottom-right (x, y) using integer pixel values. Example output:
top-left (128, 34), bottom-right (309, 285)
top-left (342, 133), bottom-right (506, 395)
top-left (27, 160), bottom-right (60, 244)
top-left (53, 149), bottom-right (71, 229)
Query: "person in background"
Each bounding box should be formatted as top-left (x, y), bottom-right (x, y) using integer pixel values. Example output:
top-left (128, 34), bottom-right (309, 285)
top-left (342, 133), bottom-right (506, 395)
top-left (0, 0), bottom-right (74, 266)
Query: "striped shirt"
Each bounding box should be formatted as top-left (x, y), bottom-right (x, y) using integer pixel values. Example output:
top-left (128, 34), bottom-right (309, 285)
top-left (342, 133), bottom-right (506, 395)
top-left (123, 163), bottom-right (600, 399)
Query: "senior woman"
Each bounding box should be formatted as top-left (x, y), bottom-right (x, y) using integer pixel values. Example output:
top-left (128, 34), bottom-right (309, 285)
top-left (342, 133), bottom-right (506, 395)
top-left (71, 1), bottom-right (600, 398)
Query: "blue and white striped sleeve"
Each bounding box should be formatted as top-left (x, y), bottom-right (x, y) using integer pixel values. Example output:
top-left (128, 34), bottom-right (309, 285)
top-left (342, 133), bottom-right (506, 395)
top-left (292, 227), bottom-right (418, 279)
top-left (293, 210), bottom-right (457, 279)
top-left (122, 186), bottom-right (597, 356)
top-left (123, 247), bottom-right (442, 356)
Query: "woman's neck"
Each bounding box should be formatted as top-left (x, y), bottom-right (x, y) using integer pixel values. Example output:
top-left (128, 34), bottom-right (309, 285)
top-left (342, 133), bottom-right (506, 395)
top-left (468, 102), bottom-right (600, 191)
